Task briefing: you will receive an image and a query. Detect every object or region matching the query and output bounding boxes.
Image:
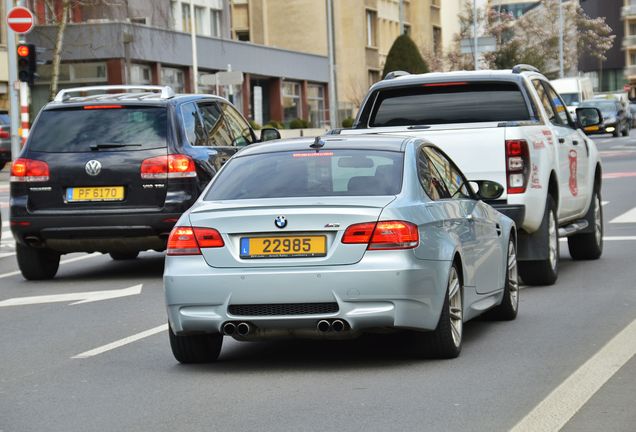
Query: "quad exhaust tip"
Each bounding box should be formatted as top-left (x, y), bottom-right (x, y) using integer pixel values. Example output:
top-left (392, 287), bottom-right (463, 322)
top-left (237, 322), bottom-right (251, 336)
top-left (317, 319), bottom-right (347, 333)
top-left (222, 322), bottom-right (236, 336)
top-left (331, 320), bottom-right (345, 332)
top-left (317, 320), bottom-right (332, 332)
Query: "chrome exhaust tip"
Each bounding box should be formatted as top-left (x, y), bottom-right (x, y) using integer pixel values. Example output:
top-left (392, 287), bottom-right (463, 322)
top-left (237, 322), bottom-right (251, 336)
top-left (222, 322), bottom-right (236, 336)
top-left (317, 320), bottom-right (332, 333)
top-left (331, 320), bottom-right (345, 332)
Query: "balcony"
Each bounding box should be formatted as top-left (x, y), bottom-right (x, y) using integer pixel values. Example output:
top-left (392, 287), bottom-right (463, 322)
top-left (625, 65), bottom-right (636, 78)
top-left (623, 35), bottom-right (636, 48)
top-left (622, 4), bottom-right (636, 18)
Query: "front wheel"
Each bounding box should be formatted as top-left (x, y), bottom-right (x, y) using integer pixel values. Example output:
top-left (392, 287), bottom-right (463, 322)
top-left (519, 197), bottom-right (559, 286)
top-left (16, 243), bottom-right (61, 280)
top-left (169, 326), bottom-right (223, 364)
top-left (486, 237), bottom-right (519, 321)
top-left (622, 124), bottom-right (630, 137)
top-left (568, 188), bottom-right (603, 260)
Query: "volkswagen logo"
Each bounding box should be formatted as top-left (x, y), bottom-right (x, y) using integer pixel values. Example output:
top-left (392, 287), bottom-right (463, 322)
top-left (274, 216), bottom-right (287, 229)
top-left (85, 160), bottom-right (102, 176)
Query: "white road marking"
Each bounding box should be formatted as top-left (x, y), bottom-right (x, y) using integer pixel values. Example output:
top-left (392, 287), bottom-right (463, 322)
top-left (610, 207), bottom-right (636, 224)
top-left (72, 324), bottom-right (168, 359)
top-left (601, 201), bottom-right (609, 206)
top-left (0, 253), bottom-right (101, 279)
top-left (0, 252), bottom-right (16, 259)
top-left (1, 221), bottom-right (9, 228)
top-left (0, 284), bottom-right (142, 307)
top-left (511, 319), bottom-right (636, 432)
top-left (560, 236), bottom-right (636, 242)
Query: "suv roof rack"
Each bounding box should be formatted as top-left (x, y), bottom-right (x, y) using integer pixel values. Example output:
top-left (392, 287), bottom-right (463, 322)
top-left (384, 70), bottom-right (410, 80)
top-left (53, 85), bottom-right (175, 103)
top-left (512, 64), bottom-right (540, 74)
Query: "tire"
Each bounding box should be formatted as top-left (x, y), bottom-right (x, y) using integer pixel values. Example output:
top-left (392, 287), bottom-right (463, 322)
top-left (16, 243), bottom-right (61, 280)
top-left (518, 197), bottom-right (559, 286)
top-left (109, 251), bottom-right (139, 260)
top-left (411, 264), bottom-right (463, 359)
top-left (622, 124), bottom-right (630, 137)
top-left (612, 127), bottom-right (620, 137)
top-left (169, 326), bottom-right (223, 364)
top-left (568, 188), bottom-right (603, 260)
top-left (485, 236), bottom-right (519, 321)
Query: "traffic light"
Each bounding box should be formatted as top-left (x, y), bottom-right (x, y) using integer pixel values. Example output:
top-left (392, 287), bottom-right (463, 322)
top-left (17, 43), bottom-right (37, 86)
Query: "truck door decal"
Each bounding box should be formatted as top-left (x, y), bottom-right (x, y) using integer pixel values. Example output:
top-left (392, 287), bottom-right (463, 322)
top-left (542, 129), bottom-right (554, 145)
top-left (569, 150), bottom-right (578, 196)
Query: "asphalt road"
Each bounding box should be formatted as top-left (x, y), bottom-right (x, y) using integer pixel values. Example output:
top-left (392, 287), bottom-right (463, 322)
top-left (1, 133), bottom-right (635, 432)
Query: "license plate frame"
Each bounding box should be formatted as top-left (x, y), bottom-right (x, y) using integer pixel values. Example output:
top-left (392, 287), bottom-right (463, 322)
top-left (240, 235), bottom-right (327, 259)
top-left (66, 186), bottom-right (125, 202)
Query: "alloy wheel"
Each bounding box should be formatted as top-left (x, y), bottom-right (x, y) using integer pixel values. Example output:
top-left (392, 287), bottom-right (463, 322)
top-left (508, 241), bottom-right (519, 312)
top-left (448, 268), bottom-right (463, 348)
top-left (548, 211), bottom-right (558, 271)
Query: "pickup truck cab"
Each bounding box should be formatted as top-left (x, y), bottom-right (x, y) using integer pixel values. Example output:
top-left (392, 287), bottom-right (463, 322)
top-left (339, 65), bottom-right (603, 285)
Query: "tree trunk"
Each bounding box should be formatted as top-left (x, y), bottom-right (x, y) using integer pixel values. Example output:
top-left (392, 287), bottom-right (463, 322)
top-left (49, 0), bottom-right (71, 101)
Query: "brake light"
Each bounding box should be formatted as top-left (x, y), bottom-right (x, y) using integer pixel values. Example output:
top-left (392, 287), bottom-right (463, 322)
top-left (83, 105), bottom-right (123, 110)
top-left (0, 129), bottom-right (9, 139)
top-left (505, 140), bottom-right (529, 194)
top-left (342, 220), bottom-right (419, 250)
top-left (10, 158), bottom-right (50, 182)
top-left (167, 226), bottom-right (224, 255)
top-left (141, 155), bottom-right (196, 179)
top-left (422, 81), bottom-right (468, 87)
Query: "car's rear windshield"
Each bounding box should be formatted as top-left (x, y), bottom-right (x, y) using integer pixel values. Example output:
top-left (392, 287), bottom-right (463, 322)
top-left (28, 106), bottom-right (167, 152)
top-left (369, 81), bottom-right (531, 127)
top-left (579, 100), bottom-right (618, 114)
top-left (559, 93), bottom-right (579, 105)
top-left (205, 149), bottom-right (404, 200)
top-left (0, 113), bottom-right (9, 125)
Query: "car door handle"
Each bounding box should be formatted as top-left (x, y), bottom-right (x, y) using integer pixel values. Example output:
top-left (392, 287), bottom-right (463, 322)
top-left (495, 223), bottom-right (502, 236)
top-left (558, 138), bottom-right (565, 144)
top-left (572, 140), bottom-right (579, 145)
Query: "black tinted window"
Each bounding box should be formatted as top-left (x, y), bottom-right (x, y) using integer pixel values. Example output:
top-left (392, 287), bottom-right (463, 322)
top-left (0, 113), bottom-right (9, 124)
top-left (29, 107), bottom-right (167, 152)
top-left (205, 150), bottom-right (403, 200)
top-left (370, 82), bottom-right (530, 126)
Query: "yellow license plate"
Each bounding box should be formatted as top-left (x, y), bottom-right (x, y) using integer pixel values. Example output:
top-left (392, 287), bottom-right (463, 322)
top-left (240, 236), bottom-right (326, 258)
top-left (66, 186), bottom-right (125, 202)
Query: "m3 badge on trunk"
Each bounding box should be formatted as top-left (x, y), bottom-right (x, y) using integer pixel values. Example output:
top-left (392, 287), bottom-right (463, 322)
top-left (85, 160), bottom-right (102, 176)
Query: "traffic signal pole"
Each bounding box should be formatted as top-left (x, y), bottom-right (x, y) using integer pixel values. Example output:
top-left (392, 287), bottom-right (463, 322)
top-left (5, 0), bottom-right (21, 160)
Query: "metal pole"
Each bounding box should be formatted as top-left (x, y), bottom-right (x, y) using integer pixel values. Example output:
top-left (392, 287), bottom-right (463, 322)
top-left (399, 0), bottom-right (404, 35)
top-left (189, 0), bottom-right (198, 93)
top-left (473, 0), bottom-right (478, 70)
top-left (326, 0), bottom-right (338, 128)
top-left (5, 0), bottom-right (21, 160)
top-left (559, 0), bottom-right (564, 78)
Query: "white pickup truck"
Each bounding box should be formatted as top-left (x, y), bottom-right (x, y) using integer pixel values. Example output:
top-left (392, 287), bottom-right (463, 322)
top-left (339, 65), bottom-right (603, 285)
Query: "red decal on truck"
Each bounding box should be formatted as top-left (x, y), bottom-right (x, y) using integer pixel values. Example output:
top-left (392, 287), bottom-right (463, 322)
top-left (542, 130), bottom-right (554, 145)
top-left (569, 150), bottom-right (578, 196)
top-left (530, 164), bottom-right (542, 189)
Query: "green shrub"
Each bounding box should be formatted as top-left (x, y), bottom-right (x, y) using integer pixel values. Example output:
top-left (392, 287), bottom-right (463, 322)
top-left (288, 118), bottom-right (310, 129)
top-left (341, 117), bottom-right (354, 128)
top-left (382, 34), bottom-right (429, 78)
top-left (249, 120), bottom-right (262, 130)
top-left (263, 120), bottom-right (285, 129)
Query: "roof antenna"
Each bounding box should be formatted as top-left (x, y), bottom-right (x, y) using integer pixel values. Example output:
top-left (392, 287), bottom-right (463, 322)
top-left (310, 136), bottom-right (325, 150)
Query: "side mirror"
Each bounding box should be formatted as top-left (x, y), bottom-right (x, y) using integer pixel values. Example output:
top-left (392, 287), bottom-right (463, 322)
top-left (576, 107), bottom-right (603, 134)
top-left (260, 128), bottom-right (281, 142)
top-left (469, 180), bottom-right (504, 200)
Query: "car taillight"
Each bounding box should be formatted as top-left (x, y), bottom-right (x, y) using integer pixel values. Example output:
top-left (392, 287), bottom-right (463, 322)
top-left (141, 155), bottom-right (196, 179)
top-left (0, 129), bottom-right (9, 139)
top-left (342, 220), bottom-right (419, 250)
top-left (505, 139), bottom-right (529, 194)
top-left (167, 226), bottom-right (224, 255)
top-left (10, 158), bottom-right (50, 182)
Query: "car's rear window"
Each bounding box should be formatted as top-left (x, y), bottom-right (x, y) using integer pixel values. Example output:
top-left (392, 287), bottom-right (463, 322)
top-left (0, 113), bottom-right (9, 125)
top-left (205, 149), bottom-right (404, 200)
top-left (28, 106), bottom-right (167, 152)
top-left (369, 81), bottom-right (531, 127)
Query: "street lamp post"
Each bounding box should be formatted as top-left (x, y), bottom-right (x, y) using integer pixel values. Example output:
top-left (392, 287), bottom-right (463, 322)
top-left (559, 0), bottom-right (564, 78)
top-left (473, 0), bottom-right (478, 70)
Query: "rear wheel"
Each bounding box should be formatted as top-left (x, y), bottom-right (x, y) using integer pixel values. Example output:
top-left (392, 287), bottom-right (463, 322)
top-left (568, 188), bottom-right (603, 260)
top-left (612, 128), bottom-right (620, 137)
top-left (16, 243), bottom-right (60, 280)
top-left (169, 326), bottom-right (223, 364)
top-left (109, 251), bottom-right (139, 260)
top-left (622, 125), bottom-right (630, 137)
top-left (519, 197), bottom-right (559, 286)
top-left (486, 237), bottom-right (519, 321)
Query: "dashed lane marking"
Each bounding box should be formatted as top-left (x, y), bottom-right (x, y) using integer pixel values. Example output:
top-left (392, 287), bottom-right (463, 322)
top-left (0, 253), bottom-right (101, 279)
top-left (560, 236), bottom-right (636, 242)
top-left (510, 319), bottom-right (636, 432)
top-left (602, 172), bottom-right (636, 179)
top-left (72, 324), bottom-right (168, 359)
top-left (610, 207), bottom-right (636, 224)
top-left (602, 201), bottom-right (609, 206)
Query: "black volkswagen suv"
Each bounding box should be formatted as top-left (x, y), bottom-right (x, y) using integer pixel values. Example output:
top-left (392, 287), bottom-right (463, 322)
top-left (10, 85), bottom-right (279, 280)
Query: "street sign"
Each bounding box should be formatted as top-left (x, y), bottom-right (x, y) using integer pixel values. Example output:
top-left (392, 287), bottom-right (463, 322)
top-left (460, 36), bottom-right (497, 54)
top-left (7, 6), bottom-right (34, 34)
top-left (200, 71), bottom-right (244, 87)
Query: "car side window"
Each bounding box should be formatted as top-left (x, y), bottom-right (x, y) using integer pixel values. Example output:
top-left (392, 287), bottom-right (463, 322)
top-left (424, 147), bottom-right (472, 199)
top-left (542, 82), bottom-right (572, 127)
top-left (532, 79), bottom-right (561, 125)
top-left (180, 102), bottom-right (206, 146)
top-left (417, 147), bottom-right (450, 200)
top-left (197, 102), bottom-right (234, 147)
top-left (221, 104), bottom-right (255, 147)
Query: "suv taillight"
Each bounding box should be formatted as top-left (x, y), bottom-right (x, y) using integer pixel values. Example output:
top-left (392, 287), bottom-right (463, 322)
top-left (167, 226), bottom-right (224, 255)
top-left (141, 155), bottom-right (196, 179)
top-left (10, 158), bottom-right (50, 182)
top-left (342, 221), bottom-right (419, 250)
top-left (505, 140), bottom-right (529, 194)
top-left (0, 129), bottom-right (9, 139)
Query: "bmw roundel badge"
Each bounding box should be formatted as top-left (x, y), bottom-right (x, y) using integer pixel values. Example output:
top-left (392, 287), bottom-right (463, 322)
top-left (274, 216), bottom-right (287, 229)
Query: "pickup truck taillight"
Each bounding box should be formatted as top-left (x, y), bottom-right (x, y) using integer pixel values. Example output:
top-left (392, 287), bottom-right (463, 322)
top-left (10, 158), bottom-right (50, 182)
top-left (141, 154), bottom-right (197, 179)
top-left (505, 140), bottom-right (529, 194)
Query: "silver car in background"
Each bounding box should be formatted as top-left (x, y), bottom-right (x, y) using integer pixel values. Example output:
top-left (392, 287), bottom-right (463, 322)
top-left (164, 135), bottom-right (518, 363)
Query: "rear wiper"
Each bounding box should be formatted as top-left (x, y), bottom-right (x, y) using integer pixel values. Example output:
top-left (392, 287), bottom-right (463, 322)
top-left (89, 143), bottom-right (142, 150)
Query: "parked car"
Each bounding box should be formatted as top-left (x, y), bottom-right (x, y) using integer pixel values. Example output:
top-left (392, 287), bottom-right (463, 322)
top-left (579, 99), bottom-right (629, 137)
top-left (338, 64), bottom-right (604, 286)
top-left (10, 85), bottom-right (280, 280)
top-left (0, 110), bottom-right (11, 171)
top-left (629, 103), bottom-right (636, 128)
top-left (164, 135), bottom-right (518, 363)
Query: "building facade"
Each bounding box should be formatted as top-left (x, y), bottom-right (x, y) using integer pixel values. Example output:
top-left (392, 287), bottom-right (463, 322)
top-left (622, 0), bottom-right (636, 96)
top-left (1, 1), bottom-right (8, 110)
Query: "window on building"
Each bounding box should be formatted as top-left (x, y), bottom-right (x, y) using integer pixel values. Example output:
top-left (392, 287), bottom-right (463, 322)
top-left (433, 26), bottom-right (442, 55)
top-left (282, 81), bottom-right (302, 123)
top-left (161, 67), bottom-right (185, 93)
top-left (236, 30), bottom-right (249, 41)
top-left (130, 17), bottom-right (148, 25)
top-left (366, 10), bottom-right (377, 47)
top-left (130, 64), bottom-right (152, 85)
top-left (195, 6), bottom-right (205, 34)
top-left (630, 52), bottom-right (636, 66)
top-left (307, 84), bottom-right (325, 128)
top-left (630, 23), bottom-right (636, 36)
top-left (368, 70), bottom-right (380, 87)
top-left (404, 24), bottom-right (411, 36)
top-left (211, 8), bottom-right (222, 37)
top-left (182, 3), bottom-right (191, 33)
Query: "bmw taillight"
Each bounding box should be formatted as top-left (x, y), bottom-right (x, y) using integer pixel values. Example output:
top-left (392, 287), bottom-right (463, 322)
top-left (167, 226), bottom-right (224, 255)
top-left (141, 154), bottom-right (196, 179)
top-left (505, 139), bottom-right (529, 194)
top-left (342, 220), bottom-right (419, 250)
top-left (10, 158), bottom-right (50, 182)
top-left (0, 129), bottom-right (9, 139)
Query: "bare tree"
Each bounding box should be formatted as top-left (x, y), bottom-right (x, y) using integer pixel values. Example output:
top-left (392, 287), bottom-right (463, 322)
top-left (45, 0), bottom-right (71, 100)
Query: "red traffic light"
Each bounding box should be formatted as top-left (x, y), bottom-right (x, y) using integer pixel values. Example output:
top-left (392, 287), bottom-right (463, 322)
top-left (17, 45), bottom-right (30, 57)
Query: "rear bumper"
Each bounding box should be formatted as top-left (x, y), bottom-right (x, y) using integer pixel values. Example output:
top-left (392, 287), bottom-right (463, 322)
top-left (492, 203), bottom-right (525, 227)
top-left (164, 253), bottom-right (451, 338)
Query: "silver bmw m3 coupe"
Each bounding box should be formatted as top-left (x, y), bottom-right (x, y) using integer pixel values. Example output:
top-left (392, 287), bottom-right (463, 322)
top-left (164, 135), bottom-right (518, 363)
